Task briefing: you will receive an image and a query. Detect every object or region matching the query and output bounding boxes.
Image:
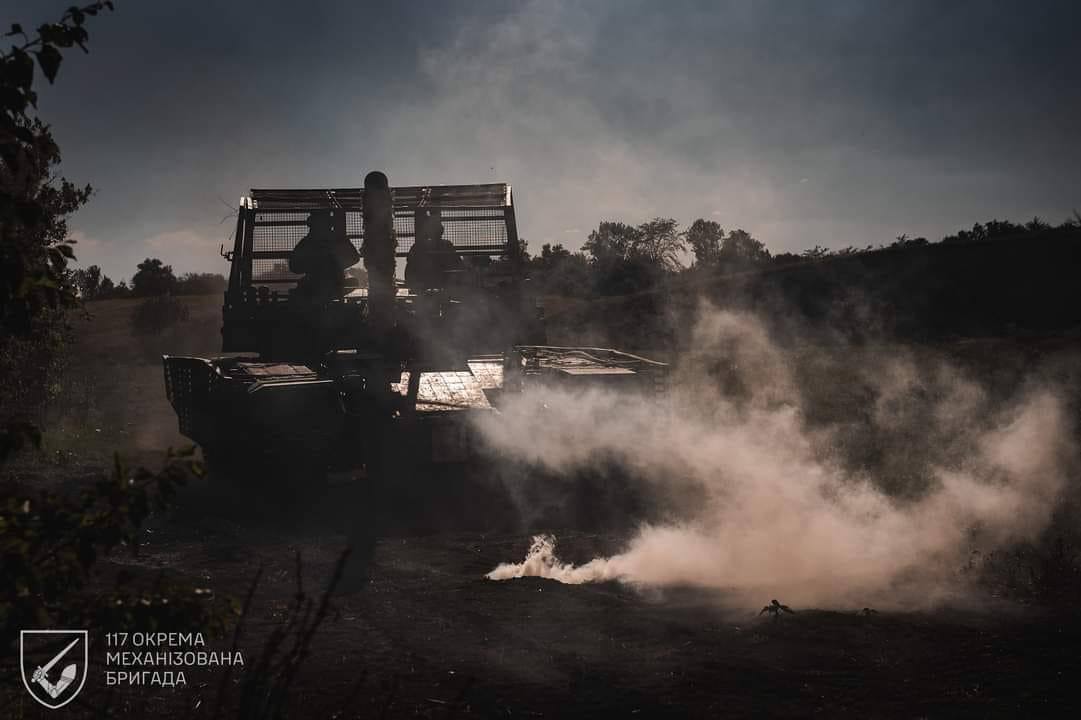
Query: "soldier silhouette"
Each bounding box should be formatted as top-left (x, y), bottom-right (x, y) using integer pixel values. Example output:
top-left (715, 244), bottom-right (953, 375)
top-left (405, 208), bottom-right (461, 291)
top-left (290, 208), bottom-right (359, 300)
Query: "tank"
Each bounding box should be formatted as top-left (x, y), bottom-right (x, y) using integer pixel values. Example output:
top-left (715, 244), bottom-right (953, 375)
top-left (162, 174), bottom-right (668, 485)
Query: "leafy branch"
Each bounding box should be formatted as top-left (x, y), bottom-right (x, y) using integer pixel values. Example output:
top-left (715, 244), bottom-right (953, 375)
top-left (1, 2), bottom-right (112, 336)
top-left (0, 443), bottom-right (215, 644)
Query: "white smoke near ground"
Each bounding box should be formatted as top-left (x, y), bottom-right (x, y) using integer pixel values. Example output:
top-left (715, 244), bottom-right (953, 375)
top-left (480, 309), bottom-right (1076, 609)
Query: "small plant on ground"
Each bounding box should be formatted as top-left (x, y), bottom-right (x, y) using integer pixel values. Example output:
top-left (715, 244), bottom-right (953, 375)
top-left (0, 444), bottom-right (231, 647)
top-left (211, 549), bottom-right (358, 720)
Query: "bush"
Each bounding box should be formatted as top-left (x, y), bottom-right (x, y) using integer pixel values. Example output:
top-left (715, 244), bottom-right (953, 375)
top-left (0, 308), bottom-right (69, 425)
top-left (131, 294), bottom-right (190, 336)
top-left (131, 257), bottom-right (177, 296)
top-left (0, 447), bottom-right (228, 647)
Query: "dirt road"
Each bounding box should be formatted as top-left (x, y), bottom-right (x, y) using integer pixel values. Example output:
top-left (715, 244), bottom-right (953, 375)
top-left (6, 498), bottom-right (1069, 720)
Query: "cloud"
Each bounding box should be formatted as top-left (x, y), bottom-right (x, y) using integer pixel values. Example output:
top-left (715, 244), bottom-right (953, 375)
top-left (20, 0), bottom-right (1081, 273)
top-left (145, 229), bottom-right (219, 254)
top-left (68, 230), bottom-right (104, 264)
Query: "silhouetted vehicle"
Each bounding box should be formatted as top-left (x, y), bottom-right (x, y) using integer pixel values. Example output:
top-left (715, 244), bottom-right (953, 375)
top-left (162, 174), bottom-right (667, 490)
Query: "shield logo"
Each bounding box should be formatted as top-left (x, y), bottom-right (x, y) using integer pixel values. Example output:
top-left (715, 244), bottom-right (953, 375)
top-left (20, 630), bottom-right (89, 709)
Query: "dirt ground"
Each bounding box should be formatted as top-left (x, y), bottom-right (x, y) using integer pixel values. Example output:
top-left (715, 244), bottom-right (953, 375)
top-left (4, 296), bottom-right (1081, 718)
top-left (7, 507), bottom-right (1081, 719)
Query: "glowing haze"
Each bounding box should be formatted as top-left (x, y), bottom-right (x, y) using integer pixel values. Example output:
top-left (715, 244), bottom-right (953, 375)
top-left (3, 0), bottom-right (1079, 280)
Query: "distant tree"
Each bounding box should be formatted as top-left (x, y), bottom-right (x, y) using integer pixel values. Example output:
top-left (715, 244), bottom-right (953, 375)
top-left (534, 242), bottom-right (571, 268)
top-left (685, 219), bottom-right (724, 267)
top-left (772, 252), bottom-right (803, 266)
top-left (889, 234), bottom-right (928, 250)
top-left (718, 228), bottom-right (769, 267)
top-left (943, 215), bottom-right (1079, 243)
top-left (513, 237), bottom-right (530, 263)
top-left (529, 243), bottom-right (591, 296)
top-left (583, 222), bottom-right (641, 263)
top-left (70, 265), bottom-right (127, 300)
top-left (581, 218), bottom-right (687, 294)
top-left (1025, 216), bottom-right (1051, 232)
top-left (582, 222), bottom-right (640, 295)
top-left (945, 223), bottom-right (991, 244)
top-left (983, 220), bottom-right (1022, 238)
top-left (174, 272), bottom-right (226, 296)
top-left (634, 217), bottom-right (684, 271)
top-left (131, 257), bottom-right (177, 296)
top-left (71, 263), bottom-right (101, 298)
top-left (545, 243), bottom-right (572, 261)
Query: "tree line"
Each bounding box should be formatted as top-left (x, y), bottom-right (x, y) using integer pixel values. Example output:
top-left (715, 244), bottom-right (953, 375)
top-left (522, 212), bottom-right (1081, 297)
top-left (71, 258), bottom-right (225, 300)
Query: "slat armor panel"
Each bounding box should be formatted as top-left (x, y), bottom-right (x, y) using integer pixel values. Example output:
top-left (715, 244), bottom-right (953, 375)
top-left (245, 184), bottom-right (514, 286)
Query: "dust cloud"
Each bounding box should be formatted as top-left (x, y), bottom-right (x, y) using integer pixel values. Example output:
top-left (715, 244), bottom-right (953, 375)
top-left (480, 309), bottom-right (1076, 609)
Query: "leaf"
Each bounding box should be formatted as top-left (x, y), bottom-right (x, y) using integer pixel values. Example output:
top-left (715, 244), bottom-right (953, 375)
top-left (33, 275), bottom-right (58, 290)
top-left (35, 44), bottom-right (63, 84)
top-left (13, 125), bottom-right (34, 145)
top-left (6, 22), bottom-right (23, 36)
top-left (57, 243), bottom-right (76, 259)
top-left (8, 48), bottom-right (35, 88)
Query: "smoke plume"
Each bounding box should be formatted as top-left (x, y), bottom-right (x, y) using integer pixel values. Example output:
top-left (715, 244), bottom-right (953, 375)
top-left (480, 309), bottom-right (1076, 609)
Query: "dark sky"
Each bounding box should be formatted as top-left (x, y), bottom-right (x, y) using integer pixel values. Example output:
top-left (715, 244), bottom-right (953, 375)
top-left (4, 0), bottom-right (1080, 279)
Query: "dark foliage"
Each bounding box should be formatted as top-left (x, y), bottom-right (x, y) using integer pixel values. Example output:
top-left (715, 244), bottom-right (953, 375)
top-left (527, 243), bottom-right (592, 297)
top-left (685, 219), bottom-right (770, 270)
top-left (580, 219), bottom-right (682, 296)
top-left (0, 4), bottom-right (233, 660)
top-left (131, 256), bottom-right (177, 296)
top-left (0, 2), bottom-right (111, 336)
top-left (0, 445), bottom-right (228, 648)
top-left (0, 307), bottom-right (68, 424)
top-left (537, 210), bottom-right (1080, 300)
top-left (70, 262), bottom-right (101, 298)
top-left (174, 271), bottom-right (226, 295)
top-left (684, 218), bottom-right (724, 267)
top-left (684, 217), bottom-right (1081, 340)
top-left (1, 3), bottom-right (112, 431)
